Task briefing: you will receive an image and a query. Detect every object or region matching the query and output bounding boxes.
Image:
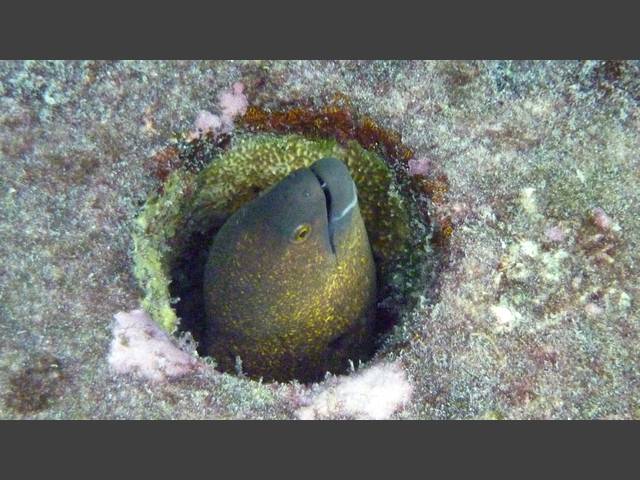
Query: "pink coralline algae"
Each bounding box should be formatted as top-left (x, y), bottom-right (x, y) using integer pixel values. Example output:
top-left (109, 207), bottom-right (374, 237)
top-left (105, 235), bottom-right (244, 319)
top-left (108, 309), bottom-right (200, 382)
top-left (295, 361), bottom-right (413, 420)
top-left (218, 81), bottom-right (249, 121)
top-left (407, 157), bottom-right (432, 176)
top-left (544, 225), bottom-right (566, 243)
top-left (591, 207), bottom-right (613, 232)
top-left (190, 82), bottom-right (249, 139)
top-left (194, 110), bottom-right (223, 135)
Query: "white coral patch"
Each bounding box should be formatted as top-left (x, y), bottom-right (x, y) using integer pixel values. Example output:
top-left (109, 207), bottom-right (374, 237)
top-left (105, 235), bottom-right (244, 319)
top-left (519, 239), bottom-right (539, 258)
top-left (519, 187), bottom-right (539, 216)
top-left (490, 304), bottom-right (521, 333)
top-left (296, 361), bottom-right (412, 420)
top-left (108, 309), bottom-right (200, 382)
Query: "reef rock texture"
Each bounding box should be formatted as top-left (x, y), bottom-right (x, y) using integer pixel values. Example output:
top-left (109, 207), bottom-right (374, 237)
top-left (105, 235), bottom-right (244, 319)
top-left (1, 60), bottom-right (639, 419)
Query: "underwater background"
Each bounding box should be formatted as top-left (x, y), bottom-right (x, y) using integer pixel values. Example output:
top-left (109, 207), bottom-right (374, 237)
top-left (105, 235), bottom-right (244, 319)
top-left (0, 60), bottom-right (638, 419)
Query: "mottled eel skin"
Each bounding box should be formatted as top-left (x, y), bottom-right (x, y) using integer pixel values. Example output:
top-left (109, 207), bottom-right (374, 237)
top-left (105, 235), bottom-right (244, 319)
top-left (203, 158), bottom-right (377, 382)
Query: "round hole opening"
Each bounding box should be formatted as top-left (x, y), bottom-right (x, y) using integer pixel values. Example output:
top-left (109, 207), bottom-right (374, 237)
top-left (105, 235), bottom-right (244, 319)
top-left (134, 132), bottom-right (434, 383)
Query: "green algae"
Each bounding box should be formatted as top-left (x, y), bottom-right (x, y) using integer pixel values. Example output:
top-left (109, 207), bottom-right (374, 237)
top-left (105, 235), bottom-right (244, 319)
top-left (133, 133), bottom-right (430, 335)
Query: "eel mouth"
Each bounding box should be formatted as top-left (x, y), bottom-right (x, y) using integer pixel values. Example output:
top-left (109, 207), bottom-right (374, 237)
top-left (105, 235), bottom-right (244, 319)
top-left (309, 157), bottom-right (359, 256)
top-left (309, 168), bottom-right (336, 254)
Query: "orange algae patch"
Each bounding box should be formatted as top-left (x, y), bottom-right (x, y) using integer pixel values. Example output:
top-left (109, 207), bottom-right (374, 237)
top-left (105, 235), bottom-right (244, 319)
top-left (412, 174), bottom-right (450, 205)
top-left (431, 216), bottom-right (454, 249)
top-left (239, 97), bottom-right (414, 167)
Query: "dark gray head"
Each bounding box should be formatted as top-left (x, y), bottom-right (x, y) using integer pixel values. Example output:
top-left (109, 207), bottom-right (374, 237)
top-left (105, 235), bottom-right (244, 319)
top-left (309, 157), bottom-right (359, 253)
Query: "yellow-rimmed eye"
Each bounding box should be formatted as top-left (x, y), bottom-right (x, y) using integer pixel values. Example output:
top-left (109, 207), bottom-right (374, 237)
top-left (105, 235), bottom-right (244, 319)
top-left (292, 224), bottom-right (311, 243)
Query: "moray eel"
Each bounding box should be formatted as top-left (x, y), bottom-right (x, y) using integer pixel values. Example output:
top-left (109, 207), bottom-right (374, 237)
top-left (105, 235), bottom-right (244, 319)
top-left (203, 157), bottom-right (377, 382)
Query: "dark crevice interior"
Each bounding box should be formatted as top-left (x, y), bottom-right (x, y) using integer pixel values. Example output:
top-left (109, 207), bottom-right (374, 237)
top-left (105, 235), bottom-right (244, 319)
top-left (170, 224), bottom-right (220, 351)
top-left (170, 220), bottom-right (407, 379)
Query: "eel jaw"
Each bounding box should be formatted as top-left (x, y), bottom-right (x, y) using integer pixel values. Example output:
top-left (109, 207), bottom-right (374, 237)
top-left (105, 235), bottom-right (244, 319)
top-left (310, 169), bottom-right (336, 255)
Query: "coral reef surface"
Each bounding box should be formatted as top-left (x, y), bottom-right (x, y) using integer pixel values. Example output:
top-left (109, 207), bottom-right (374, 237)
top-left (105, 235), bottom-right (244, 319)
top-left (1, 60), bottom-right (638, 419)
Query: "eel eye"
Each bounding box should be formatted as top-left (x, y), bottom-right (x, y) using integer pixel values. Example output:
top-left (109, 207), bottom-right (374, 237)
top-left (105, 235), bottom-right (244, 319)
top-left (292, 224), bottom-right (312, 243)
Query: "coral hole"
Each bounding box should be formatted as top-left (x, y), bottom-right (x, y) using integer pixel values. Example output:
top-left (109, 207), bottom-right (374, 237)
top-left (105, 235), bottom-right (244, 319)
top-left (134, 132), bottom-right (434, 383)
